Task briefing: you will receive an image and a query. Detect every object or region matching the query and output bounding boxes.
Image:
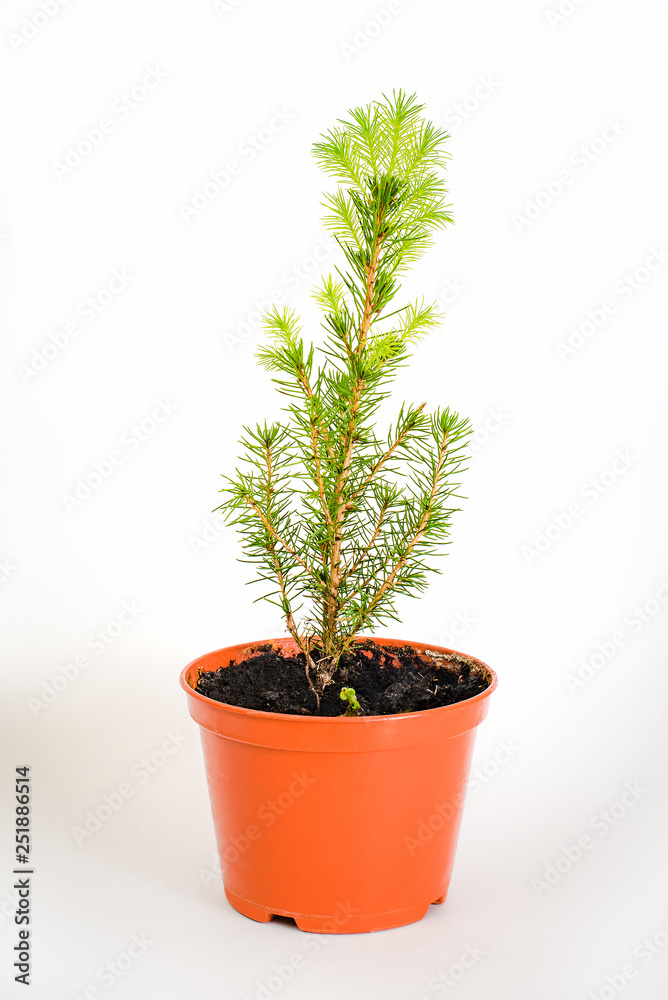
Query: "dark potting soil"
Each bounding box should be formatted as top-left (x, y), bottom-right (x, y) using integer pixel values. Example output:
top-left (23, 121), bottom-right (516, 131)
top-left (195, 640), bottom-right (491, 717)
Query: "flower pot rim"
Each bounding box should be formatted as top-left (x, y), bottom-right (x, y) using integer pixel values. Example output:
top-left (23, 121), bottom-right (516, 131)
top-left (180, 634), bottom-right (497, 725)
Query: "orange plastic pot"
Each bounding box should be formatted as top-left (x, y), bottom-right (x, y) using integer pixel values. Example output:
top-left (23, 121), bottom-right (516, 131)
top-left (181, 636), bottom-right (496, 933)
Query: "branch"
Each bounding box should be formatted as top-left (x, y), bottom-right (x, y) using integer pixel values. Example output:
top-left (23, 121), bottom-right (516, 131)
top-left (339, 499), bottom-right (390, 583)
top-left (357, 235), bottom-right (382, 354)
top-left (294, 365), bottom-right (337, 465)
top-left (344, 430), bottom-right (452, 624)
top-left (261, 441), bottom-right (297, 621)
top-left (240, 489), bottom-right (321, 584)
top-left (325, 203), bottom-right (387, 641)
top-left (343, 403), bottom-right (426, 512)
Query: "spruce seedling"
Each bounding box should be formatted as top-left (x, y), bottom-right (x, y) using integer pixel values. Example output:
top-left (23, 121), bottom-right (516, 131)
top-left (339, 687), bottom-right (361, 716)
top-left (217, 91), bottom-right (472, 701)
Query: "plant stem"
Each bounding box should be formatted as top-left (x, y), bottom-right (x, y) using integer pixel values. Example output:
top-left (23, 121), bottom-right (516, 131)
top-left (324, 216), bottom-right (384, 663)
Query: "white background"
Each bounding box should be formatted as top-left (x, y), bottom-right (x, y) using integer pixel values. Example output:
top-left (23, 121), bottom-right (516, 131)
top-left (2, 0), bottom-right (668, 997)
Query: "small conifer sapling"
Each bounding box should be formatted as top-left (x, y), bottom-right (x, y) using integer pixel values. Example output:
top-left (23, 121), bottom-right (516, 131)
top-left (217, 91), bottom-right (472, 703)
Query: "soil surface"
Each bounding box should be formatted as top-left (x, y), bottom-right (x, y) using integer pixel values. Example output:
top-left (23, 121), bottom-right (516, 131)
top-left (195, 640), bottom-right (491, 717)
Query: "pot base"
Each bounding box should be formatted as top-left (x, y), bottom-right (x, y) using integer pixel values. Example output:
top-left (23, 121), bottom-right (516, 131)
top-left (224, 885), bottom-right (448, 934)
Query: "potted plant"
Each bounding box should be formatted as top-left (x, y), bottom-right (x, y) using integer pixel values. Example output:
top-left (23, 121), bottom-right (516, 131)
top-left (181, 91), bottom-right (497, 933)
